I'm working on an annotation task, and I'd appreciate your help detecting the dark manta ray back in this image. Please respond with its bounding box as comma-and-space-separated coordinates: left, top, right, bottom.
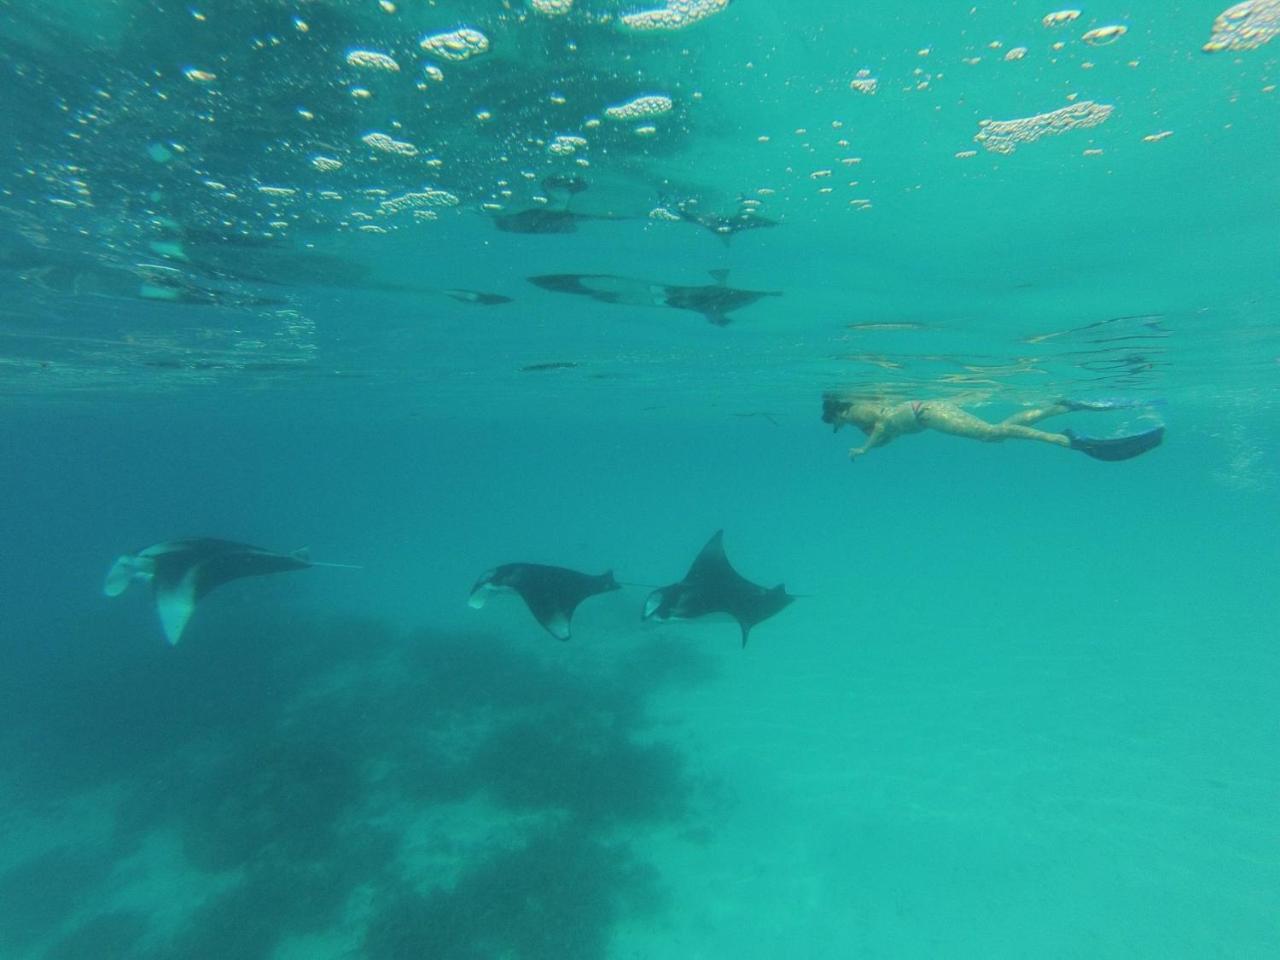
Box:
469, 563, 620, 640
642, 531, 794, 645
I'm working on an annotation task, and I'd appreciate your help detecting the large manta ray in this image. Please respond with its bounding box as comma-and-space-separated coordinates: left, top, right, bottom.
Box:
104, 538, 326, 644
642, 530, 794, 645
469, 563, 620, 641
528, 269, 780, 325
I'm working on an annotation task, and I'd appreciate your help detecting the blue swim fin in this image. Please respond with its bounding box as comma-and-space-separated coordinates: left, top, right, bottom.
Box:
1064, 425, 1165, 462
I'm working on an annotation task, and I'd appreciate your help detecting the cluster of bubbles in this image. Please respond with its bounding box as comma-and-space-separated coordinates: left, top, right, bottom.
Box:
345, 49, 401, 72
548, 134, 590, 156
419, 27, 492, 62
1041, 10, 1081, 28
361, 132, 421, 158
604, 94, 675, 121
377, 188, 461, 215
619, 0, 731, 33
1082, 24, 1128, 46
974, 101, 1114, 155
531, 0, 575, 14
849, 69, 878, 95
1203, 0, 1280, 52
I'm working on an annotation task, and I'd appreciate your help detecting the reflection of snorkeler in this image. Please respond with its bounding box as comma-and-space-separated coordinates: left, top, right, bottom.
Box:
821, 395, 1165, 462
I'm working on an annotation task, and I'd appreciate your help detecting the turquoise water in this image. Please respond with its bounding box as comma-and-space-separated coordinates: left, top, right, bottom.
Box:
2, 2, 1278, 958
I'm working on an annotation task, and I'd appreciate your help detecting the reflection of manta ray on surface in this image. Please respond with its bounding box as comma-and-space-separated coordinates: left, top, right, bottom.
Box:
528, 269, 780, 325
104, 538, 355, 644
674, 201, 779, 245
642, 531, 795, 646
138, 231, 514, 307
469, 563, 620, 641
492, 208, 627, 234
492, 173, 631, 234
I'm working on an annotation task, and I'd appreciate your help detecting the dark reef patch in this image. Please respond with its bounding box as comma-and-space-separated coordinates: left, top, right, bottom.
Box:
0, 610, 396, 802
43, 910, 147, 960
179, 736, 363, 873
6, 612, 719, 960
473, 708, 688, 825
364, 826, 661, 960
0, 845, 114, 955
146, 831, 397, 960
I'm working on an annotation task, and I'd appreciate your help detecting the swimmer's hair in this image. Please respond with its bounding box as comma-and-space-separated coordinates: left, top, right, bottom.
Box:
821, 392, 851, 425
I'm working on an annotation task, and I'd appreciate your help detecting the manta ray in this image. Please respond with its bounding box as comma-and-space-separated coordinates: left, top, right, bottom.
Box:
642, 531, 794, 646
103, 538, 345, 644
469, 563, 620, 641
528, 269, 780, 325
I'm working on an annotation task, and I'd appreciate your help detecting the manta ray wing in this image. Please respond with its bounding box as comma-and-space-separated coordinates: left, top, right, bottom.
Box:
153, 562, 202, 645
733, 584, 795, 647
682, 530, 748, 589
519, 586, 576, 641
661, 283, 780, 325
495, 209, 581, 234
147, 540, 311, 644
528, 273, 661, 308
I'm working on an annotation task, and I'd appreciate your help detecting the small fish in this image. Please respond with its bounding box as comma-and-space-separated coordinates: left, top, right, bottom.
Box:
521, 361, 580, 372
442, 288, 512, 306
846, 322, 927, 332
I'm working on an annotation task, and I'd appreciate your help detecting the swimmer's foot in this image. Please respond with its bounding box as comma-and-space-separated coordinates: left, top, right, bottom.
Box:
1063, 425, 1165, 462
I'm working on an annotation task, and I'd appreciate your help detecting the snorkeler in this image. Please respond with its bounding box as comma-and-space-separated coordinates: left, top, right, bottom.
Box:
821, 395, 1165, 462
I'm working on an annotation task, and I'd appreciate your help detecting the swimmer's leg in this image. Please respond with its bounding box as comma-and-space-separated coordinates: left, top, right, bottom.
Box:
924, 404, 1070, 447
1005, 397, 1149, 426
1000, 402, 1073, 427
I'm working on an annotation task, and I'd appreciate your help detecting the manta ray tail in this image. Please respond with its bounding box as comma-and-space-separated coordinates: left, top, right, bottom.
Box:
288, 547, 363, 570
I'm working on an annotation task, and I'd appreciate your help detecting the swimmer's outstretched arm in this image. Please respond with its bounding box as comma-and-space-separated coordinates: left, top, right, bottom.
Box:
849, 422, 889, 459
